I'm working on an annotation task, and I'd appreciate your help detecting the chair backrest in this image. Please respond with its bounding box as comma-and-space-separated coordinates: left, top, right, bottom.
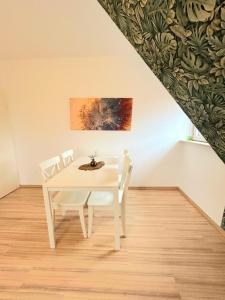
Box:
61, 149, 74, 167
120, 155, 133, 206
39, 155, 61, 182
124, 162, 133, 193
120, 151, 132, 190
119, 150, 130, 189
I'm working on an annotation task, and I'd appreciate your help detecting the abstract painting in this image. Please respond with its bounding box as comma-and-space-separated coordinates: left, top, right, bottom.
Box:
70, 98, 132, 130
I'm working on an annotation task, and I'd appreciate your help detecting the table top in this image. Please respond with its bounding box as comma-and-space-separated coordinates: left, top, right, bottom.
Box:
43, 156, 119, 190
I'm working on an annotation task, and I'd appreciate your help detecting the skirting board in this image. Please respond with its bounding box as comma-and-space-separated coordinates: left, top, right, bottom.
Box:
0, 186, 20, 199
20, 185, 42, 188
178, 188, 225, 239
129, 186, 178, 190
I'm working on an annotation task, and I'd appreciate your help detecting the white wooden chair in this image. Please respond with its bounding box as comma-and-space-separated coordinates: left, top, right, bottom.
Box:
102, 150, 129, 184
87, 153, 132, 239
40, 155, 89, 238
61, 149, 74, 167
40, 155, 61, 181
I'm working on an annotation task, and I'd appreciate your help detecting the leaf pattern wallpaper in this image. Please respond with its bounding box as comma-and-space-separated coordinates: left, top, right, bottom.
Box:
96, 0, 225, 229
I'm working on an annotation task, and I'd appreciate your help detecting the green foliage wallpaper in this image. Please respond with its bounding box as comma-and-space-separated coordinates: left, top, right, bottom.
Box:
222, 210, 225, 229
97, 0, 225, 229
97, 0, 225, 160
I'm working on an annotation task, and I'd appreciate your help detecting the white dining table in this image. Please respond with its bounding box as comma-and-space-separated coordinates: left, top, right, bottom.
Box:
42, 156, 121, 250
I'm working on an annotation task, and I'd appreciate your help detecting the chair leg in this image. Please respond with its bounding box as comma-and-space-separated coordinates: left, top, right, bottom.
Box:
50, 201, 55, 231
121, 203, 126, 238
78, 208, 87, 238
88, 206, 94, 238
52, 209, 55, 230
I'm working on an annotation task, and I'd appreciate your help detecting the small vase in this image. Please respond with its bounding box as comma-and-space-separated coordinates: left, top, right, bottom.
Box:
90, 159, 97, 167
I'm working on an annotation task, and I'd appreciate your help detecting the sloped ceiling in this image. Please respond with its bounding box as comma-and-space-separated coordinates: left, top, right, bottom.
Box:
0, 0, 132, 59
97, 0, 225, 163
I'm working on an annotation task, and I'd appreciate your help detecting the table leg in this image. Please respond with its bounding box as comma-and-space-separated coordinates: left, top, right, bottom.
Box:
113, 189, 120, 251
43, 187, 55, 248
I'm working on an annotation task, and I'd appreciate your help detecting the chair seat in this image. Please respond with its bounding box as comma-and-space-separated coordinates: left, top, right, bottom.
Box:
52, 191, 90, 209
88, 189, 123, 207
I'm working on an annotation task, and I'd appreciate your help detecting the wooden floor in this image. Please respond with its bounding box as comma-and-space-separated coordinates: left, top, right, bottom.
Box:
0, 188, 225, 300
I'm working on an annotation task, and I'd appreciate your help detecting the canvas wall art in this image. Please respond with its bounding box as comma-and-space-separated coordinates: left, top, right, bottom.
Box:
70, 98, 133, 130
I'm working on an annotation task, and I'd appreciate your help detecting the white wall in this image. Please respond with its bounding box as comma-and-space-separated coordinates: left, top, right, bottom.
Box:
0, 55, 189, 185
0, 95, 19, 197
179, 141, 225, 226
